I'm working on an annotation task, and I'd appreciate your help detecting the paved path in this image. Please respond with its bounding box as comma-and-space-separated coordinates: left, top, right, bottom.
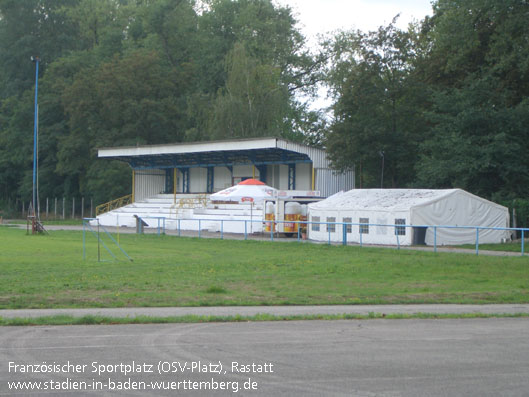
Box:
2, 304, 529, 319
2, 318, 529, 396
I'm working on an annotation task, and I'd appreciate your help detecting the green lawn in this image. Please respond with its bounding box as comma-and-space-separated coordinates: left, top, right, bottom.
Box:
1, 226, 528, 309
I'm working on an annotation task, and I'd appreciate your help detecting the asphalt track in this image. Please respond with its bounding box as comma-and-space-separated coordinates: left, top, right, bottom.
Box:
1, 318, 529, 396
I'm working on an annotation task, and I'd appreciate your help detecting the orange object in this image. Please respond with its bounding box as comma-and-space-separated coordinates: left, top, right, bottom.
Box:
238, 179, 265, 185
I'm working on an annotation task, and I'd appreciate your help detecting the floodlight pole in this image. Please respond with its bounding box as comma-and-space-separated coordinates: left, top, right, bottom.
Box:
379, 150, 385, 189
32, 56, 40, 218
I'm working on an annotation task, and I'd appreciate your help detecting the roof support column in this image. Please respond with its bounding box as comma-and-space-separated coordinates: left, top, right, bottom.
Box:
182, 168, 190, 194
288, 164, 296, 190
207, 167, 214, 193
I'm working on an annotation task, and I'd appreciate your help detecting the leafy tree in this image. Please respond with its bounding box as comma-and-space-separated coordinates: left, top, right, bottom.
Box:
325, 20, 426, 187
416, 0, 529, 199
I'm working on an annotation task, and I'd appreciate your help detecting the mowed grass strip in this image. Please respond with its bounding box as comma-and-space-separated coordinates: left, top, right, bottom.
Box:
1, 227, 528, 309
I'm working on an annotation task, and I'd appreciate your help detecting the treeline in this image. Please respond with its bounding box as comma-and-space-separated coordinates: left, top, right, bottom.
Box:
1, 0, 528, 223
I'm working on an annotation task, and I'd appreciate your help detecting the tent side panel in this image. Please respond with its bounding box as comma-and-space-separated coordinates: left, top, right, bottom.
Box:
308, 209, 412, 245
412, 191, 510, 245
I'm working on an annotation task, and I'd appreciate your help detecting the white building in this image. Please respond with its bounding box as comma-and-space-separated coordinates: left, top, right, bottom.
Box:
308, 189, 510, 246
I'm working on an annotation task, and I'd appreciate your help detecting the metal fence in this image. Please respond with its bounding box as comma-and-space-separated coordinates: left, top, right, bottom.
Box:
15, 197, 94, 219
130, 217, 528, 256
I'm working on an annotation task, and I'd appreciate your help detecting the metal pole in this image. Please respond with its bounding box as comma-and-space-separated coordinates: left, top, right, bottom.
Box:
475, 228, 479, 255
46, 197, 49, 219
81, 197, 84, 219
62, 197, 65, 219
90, 198, 93, 218
32, 57, 39, 218
244, 220, 247, 240
434, 226, 437, 253
221, 220, 224, 240
97, 220, 101, 262
72, 197, 75, 219
198, 219, 201, 238
54, 197, 57, 219
83, 220, 86, 260
522, 230, 525, 256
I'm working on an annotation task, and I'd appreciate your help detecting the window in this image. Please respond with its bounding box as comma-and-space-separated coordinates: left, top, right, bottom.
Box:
343, 217, 352, 233
311, 216, 320, 232
395, 219, 406, 236
359, 218, 369, 234
326, 217, 336, 233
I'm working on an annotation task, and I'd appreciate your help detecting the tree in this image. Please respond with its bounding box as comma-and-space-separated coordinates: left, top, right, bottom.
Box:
325, 20, 426, 187
415, 0, 529, 199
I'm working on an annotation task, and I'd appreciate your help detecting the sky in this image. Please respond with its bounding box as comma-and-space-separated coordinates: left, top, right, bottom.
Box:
273, 0, 434, 45
272, 0, 434, 112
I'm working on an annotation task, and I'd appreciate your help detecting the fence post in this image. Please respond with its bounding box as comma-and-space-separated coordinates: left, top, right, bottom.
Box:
22, 201, 25, 217
198, 219, 201, 238
62, 197, 65, 219
434, 226, 437, 253
46, 197, 49, 219
72, 197, 75, 219
342, 222, 346, 246
221, 220, 224, 240
81, 197, 84, 219
244, 220, 247, 240
475, 228, 479, 255
54, 197, 57, 219
178, 219, 181, 237
522, 230, 525, 256
360, 229, 363, 247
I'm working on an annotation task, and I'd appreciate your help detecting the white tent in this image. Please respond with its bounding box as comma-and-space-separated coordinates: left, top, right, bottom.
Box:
307, 189, 510, 246
210, 179, 277, 204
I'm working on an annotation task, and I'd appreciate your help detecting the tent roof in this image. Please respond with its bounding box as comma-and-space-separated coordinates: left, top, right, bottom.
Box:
238, 178, 265, 185
210, 183, 277, 203
308, 189, 463, 212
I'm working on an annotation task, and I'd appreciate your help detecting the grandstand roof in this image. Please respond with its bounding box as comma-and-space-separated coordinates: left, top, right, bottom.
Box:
98, 138, 329, 169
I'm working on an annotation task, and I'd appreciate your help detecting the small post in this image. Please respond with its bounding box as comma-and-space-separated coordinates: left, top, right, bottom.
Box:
244, 220, 247, 240
475, 228, 479, 255
81, 197, 84, 219
221, 220, 224, 240
90, 198, 93, 218
396, 227, 400, 250
434, 226, 437, 253
342, 222, 346, 246
82, 219, 86, 260
360, 229, 363, 247
522, 230, 525, 256
62, 197, 65, 219
46, 197, 49, 219
22, 201, 25, 217
72, 197, 75, 219
97, 219, 101, 262
198, 219, 201, 238
54, 197, 57, 219
178, 219, 181, 237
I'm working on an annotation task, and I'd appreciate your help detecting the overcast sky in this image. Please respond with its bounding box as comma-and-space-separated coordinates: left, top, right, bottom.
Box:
272, 0, 434, 112
274, 0, 434, 45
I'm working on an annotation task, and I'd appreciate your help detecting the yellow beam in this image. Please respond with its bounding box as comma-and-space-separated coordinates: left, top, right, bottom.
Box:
132, 169, 135, 202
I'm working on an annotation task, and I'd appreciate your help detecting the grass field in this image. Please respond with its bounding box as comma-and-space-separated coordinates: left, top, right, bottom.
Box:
1, 226, 528, 309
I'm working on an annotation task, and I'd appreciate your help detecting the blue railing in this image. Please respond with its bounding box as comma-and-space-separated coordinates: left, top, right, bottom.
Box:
128, 217, 528, 257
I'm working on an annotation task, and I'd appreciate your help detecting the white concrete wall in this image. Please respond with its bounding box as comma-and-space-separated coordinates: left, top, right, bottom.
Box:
296, 163, 312, 190
190, 168, 207, 193
213, 166, 232, 192
135, 169, 165, 201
